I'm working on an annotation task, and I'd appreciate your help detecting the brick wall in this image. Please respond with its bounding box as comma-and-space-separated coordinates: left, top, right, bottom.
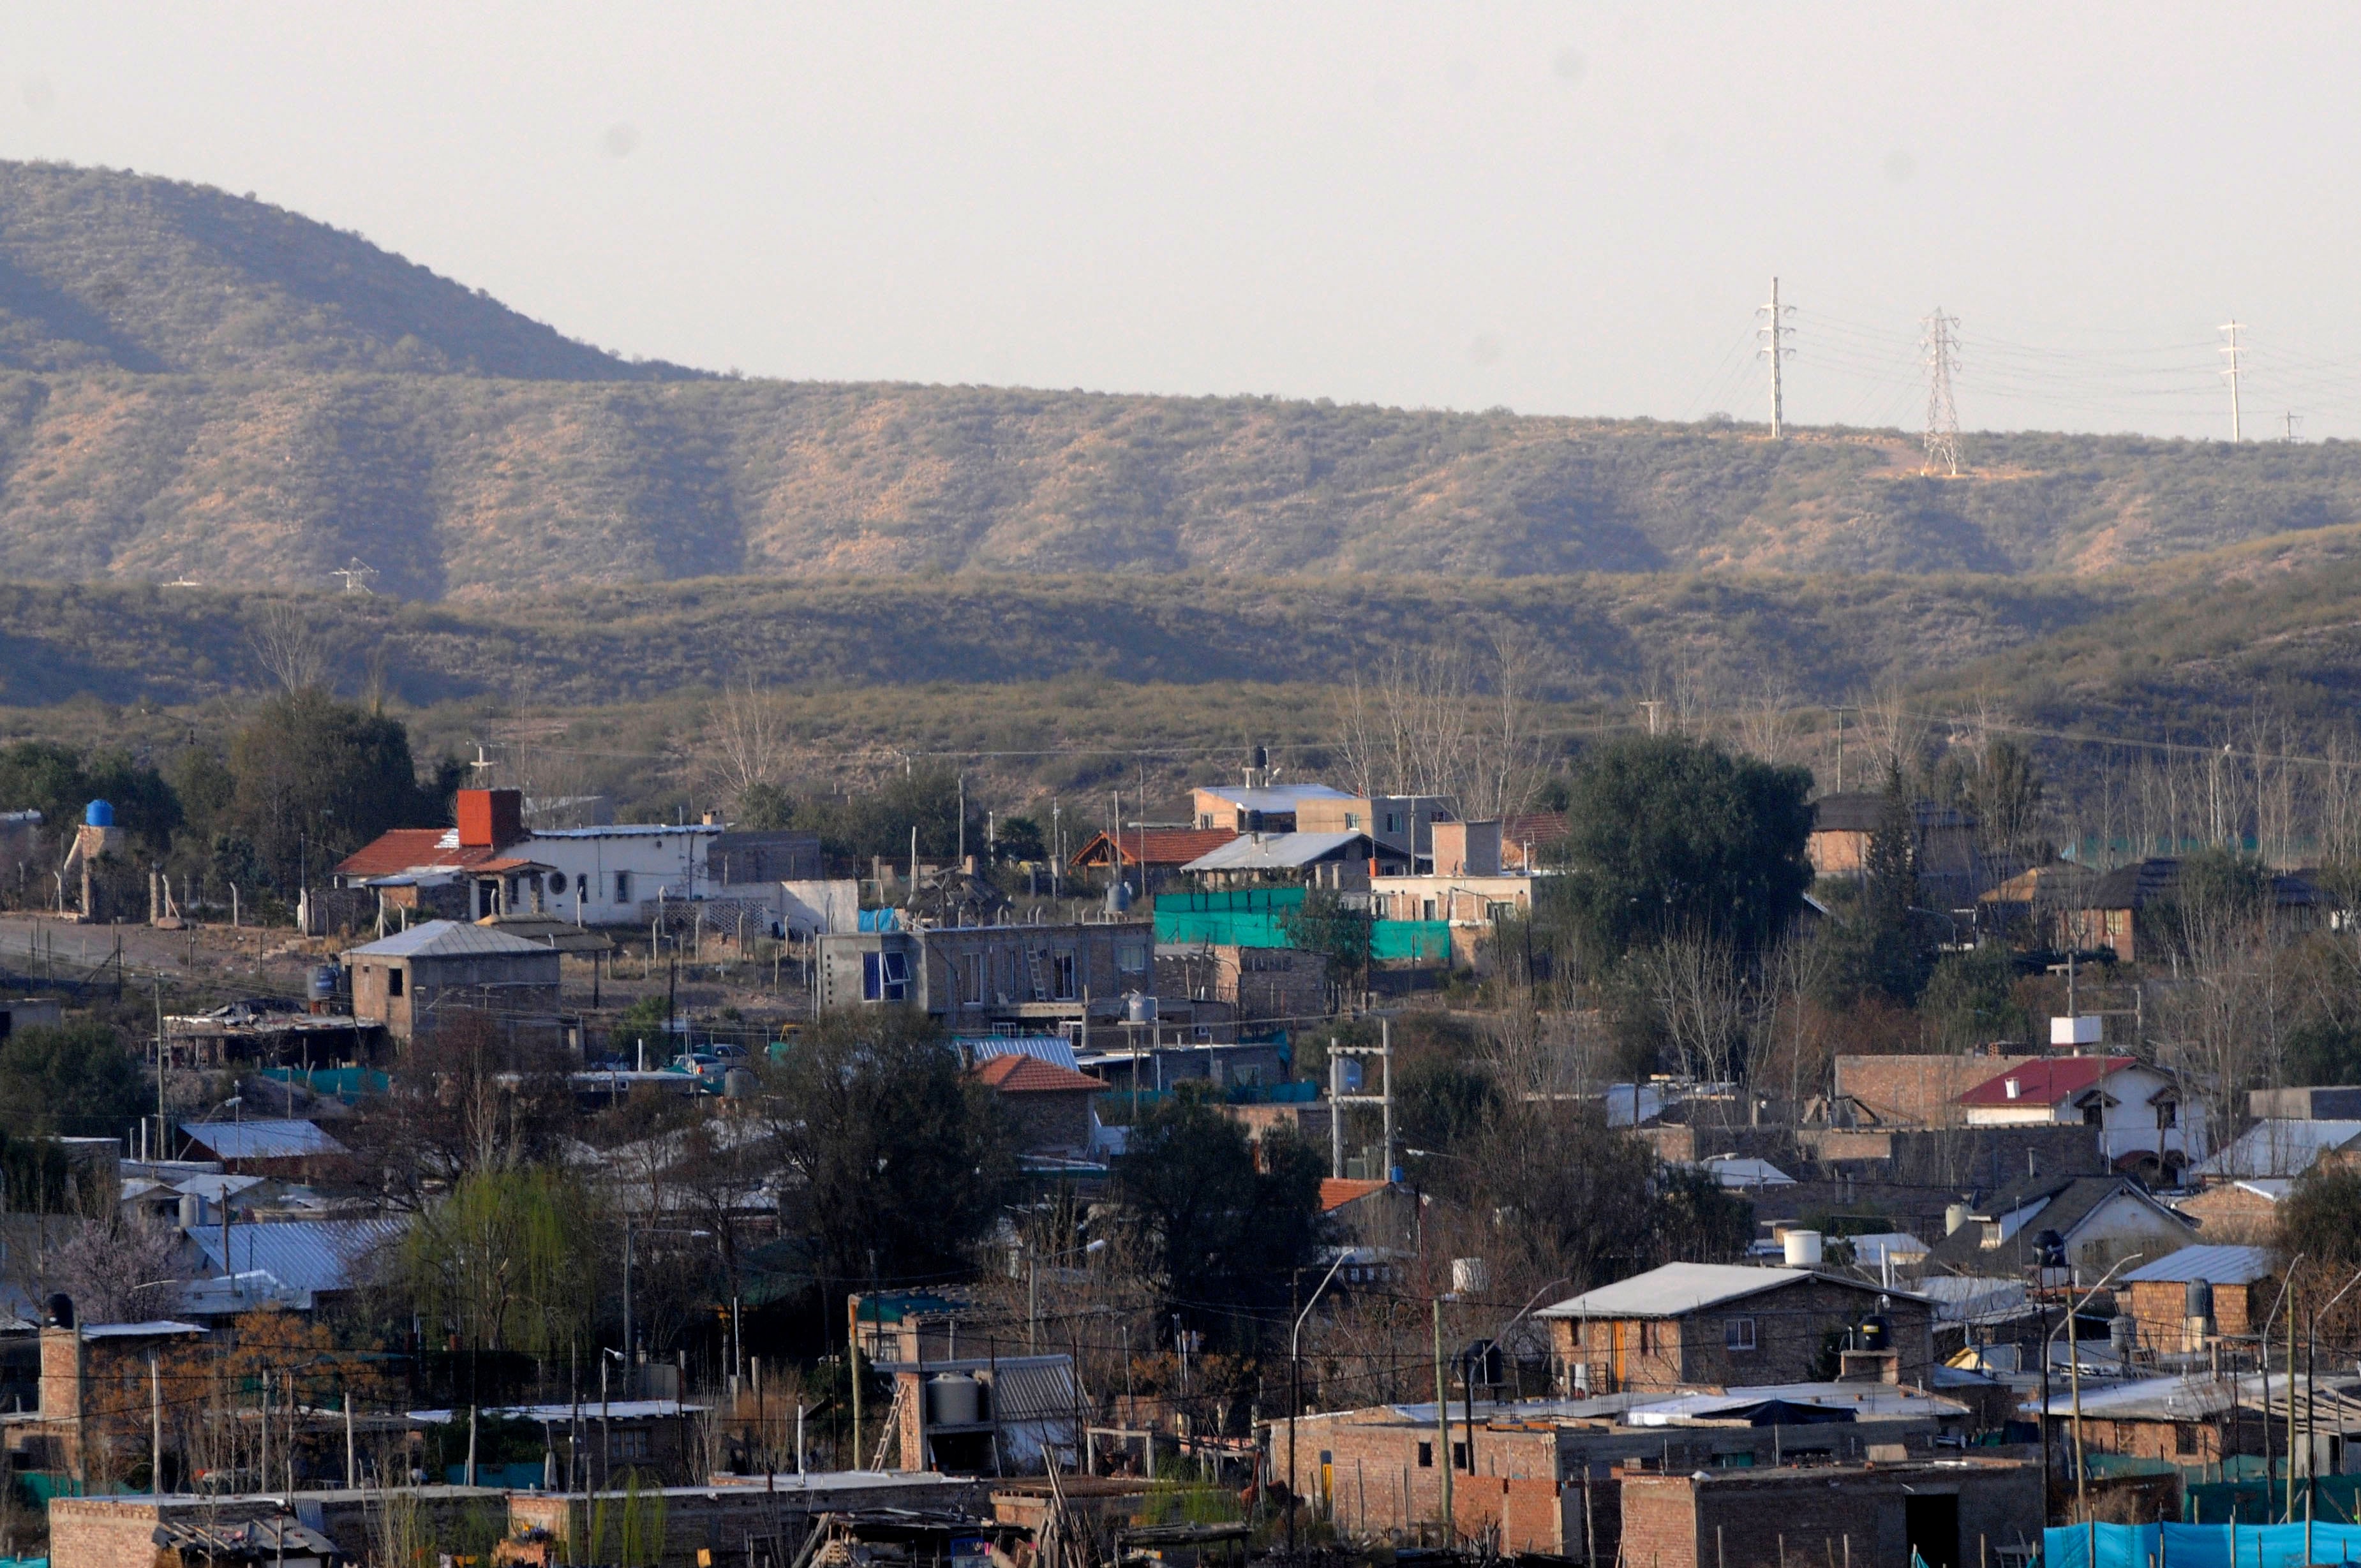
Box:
995, 1088, 1096, 1155
1835, 1055, 2037, 1128
1619, 1460, 2042, 1568
1549, 1278, 1934, 1393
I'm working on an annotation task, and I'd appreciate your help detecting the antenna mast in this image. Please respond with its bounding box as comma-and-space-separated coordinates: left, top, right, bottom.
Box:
1757, 277, 1794, 438
1921, 307, 1962, 477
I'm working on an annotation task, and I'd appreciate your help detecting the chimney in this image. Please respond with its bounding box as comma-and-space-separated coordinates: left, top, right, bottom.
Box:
456, 788, 524, 849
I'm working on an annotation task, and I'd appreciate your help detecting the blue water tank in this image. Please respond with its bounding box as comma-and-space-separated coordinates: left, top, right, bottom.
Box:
83, 800, 114, 827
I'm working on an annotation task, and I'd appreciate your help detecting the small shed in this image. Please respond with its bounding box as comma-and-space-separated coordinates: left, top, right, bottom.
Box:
2118, 1243, 2275, 1354
343, 920, 561, 1042
177, 1120, 346, 1179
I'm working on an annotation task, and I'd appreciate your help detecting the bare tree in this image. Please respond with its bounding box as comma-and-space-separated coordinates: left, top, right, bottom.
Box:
248, 601, 329, 693
1334, 637, 1544, 819
693, 677, 791, 808
1641, 929, 1765, 1091
48, 1215, 186, 1324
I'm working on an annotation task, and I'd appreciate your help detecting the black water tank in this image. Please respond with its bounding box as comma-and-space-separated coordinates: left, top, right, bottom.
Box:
2187, 1279, 2214, 1322
1859, 1314, 1891, 1351
1246, 809, 1266, 833
45, 1294, 73, 1329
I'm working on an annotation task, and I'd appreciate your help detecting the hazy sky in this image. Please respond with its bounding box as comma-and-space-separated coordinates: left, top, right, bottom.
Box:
10, 4, 2361, 438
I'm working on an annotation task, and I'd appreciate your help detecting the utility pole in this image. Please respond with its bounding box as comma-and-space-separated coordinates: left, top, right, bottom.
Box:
2285, 411, 2304, 443
2221, 320, 2245, 443
1921, 307, 1962, 477
1759, 277, 1794, 438
1829, 706, 1857, 792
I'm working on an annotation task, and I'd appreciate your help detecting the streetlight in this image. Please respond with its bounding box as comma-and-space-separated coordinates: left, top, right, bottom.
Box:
1286, 1251, 1350, 1553
2042, 1252, 2143, 1519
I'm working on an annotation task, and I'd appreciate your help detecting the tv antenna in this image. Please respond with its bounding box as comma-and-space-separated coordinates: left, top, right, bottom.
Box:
330, 558, 378, 595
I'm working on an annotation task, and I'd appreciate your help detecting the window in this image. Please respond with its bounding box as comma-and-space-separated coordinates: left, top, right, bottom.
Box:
614, 870, 632, 903
575, 874, 588, 901
387, 967, 405, 998
1422, 898, 1438, 921
1385, 812, 1403, 834
1637, 1321, 1653, 1354
1199, 813, 1214, 829
1417, 1442, 1433, 1469
612, 1429, 650, 1461
1052, 952, 1078, 1001
2175, 1422, 2200, 1456
1724, 1317, 1756, 1352
1344, 812, 1360, 830
1117, 942, 1148, 974
2082, 1099, 2104, 1127
861, 951, 910, 1003
963, 953, 983, 1005
1452, 1442, 1468, 1471
2159, 1100, 2179, 1130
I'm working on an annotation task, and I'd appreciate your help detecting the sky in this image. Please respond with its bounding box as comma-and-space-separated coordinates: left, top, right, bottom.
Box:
9, 4, 2361, 439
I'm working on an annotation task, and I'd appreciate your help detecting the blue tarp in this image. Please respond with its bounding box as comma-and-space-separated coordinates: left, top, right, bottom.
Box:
857, 908, 900, 933
2044, 1520, 2361, 1568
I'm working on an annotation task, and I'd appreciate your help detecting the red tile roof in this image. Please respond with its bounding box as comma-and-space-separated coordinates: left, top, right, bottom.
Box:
971, 1054, 1106, 1095
334, 829, 485, 878
1956, 1055, 2138, 1107
1319, 1178, 1390, 1212
1067, 828, 1240, 871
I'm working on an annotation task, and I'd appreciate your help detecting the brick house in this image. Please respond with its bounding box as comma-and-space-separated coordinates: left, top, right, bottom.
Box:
1616, 1456, 2041, 1568
2116, 1244, 2274, 1355
2170, 1178, 2285, 1243
1154, 942, 1327, 1028
1833, 1052, 2038, 1128
343, 920, 561, 1043
1537, 1264, 1934, 1395
1955, 1054, 2206, 1181
816, 921, 1154, 1040
970, 1053, 1106, 1158
1917, 1173, 2198, 1285
2037, 1372, 2361, 1473
1269, 1382, 1975, 1558
1, 1320, 207, 1486
2068, 858, 2323, 964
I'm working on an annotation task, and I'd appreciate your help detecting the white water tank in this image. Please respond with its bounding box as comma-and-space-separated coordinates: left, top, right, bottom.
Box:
179, 1192, 202, 1231
1783, 1229, 1824, 1266
1450, 1257, 1490, 1295
927, 1372, 983, 1426
1945, 1202, 1971, 1236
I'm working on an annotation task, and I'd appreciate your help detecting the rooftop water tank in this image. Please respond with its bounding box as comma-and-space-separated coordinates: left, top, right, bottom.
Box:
1783, 1229, 1824, 1267
2109, 1315, 2138, 1355
1126, 991, 1158, 1025
308, 965, 340, 1002
927, 1372, 983, 1427
84, 801, 114, 827
1944, 1202, 1970, 1236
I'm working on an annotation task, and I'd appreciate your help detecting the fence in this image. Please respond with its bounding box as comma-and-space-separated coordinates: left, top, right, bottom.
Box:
2045, 1519, 2361, 1568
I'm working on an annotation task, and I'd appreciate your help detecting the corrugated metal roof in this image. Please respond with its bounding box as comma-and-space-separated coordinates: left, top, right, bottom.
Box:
2194, 1119, 2361, 1178
2119, 1244, 2275, 1285
530, 824, 720, 839
180, 1120, 346, 1160
1625, 1380, 1963, 1424
960, 1036, 1080, 1070
1181, 831, 1370, 872
1538, 1262, 1925, 1319
188, 1217, 401, 1304
344, 919, 556, 959
1956, 1056, 2138, 1106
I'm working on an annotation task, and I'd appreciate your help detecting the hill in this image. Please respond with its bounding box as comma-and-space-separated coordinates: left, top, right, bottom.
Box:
4, 165, 2361, 593
0, 162, 687, 380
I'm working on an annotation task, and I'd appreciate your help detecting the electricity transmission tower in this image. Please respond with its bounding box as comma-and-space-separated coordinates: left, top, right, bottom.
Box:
330, 558, 378, 595
2219, 320, 2244, 442
1757, 277, 1794, 438
1920, 307, 1962, 477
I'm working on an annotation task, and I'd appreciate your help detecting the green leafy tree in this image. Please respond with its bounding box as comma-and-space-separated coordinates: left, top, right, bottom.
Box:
991, 815, 1046, 864
2283, 1163, 2361, 1275
403, 1166, 602, 1355
1551, 734, 1814, 959
220, 689, 442, 893
786, 767, 972, 862
735, 782, 794, 831
1921, 945, 2029, 1049
760, 1008, 1015, 1305
0, 1021, 148, 1139
1110, 1088, 1325, 1340
1823, 763, 1934, 1005
1283, 890, 1374, 995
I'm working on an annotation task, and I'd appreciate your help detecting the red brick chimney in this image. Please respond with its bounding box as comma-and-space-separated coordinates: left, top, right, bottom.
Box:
456, 788, 524, 849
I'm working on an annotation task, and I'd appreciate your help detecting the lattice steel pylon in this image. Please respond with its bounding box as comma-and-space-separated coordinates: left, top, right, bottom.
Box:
1921, 307, 1962, 477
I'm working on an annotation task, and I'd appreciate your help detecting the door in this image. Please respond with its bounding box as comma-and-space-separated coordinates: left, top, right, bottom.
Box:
1905, 1492, 1959, 1568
